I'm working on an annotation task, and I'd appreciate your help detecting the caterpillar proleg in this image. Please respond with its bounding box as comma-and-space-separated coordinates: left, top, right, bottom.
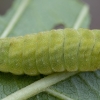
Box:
0, 28, 100, 76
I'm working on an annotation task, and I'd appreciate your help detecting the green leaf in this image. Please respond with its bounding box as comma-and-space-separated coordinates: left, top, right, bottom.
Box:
0, 0, 99, 100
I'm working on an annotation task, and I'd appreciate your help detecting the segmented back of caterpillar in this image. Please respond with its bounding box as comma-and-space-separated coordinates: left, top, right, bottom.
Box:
0, 28, 100, 76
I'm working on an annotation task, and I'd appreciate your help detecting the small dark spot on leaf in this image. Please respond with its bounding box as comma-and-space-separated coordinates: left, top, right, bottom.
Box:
40, 74, 45, 78
0, 0, 13, 15
53, 24, 65, 29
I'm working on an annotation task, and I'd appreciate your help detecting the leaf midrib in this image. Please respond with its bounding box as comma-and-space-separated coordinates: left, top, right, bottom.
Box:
0, 0, 30, 38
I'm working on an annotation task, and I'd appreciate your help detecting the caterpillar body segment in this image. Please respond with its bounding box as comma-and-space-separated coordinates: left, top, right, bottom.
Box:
64, 29, 80, 71
49, 30, 65, 72
0, 28, 100, 76
9, 37, 24, 75
36, 32, 53, 75
91, 30, 100, 70
22, 34, 39, 76
78, 29, 95, 71
0, 38, 10, 72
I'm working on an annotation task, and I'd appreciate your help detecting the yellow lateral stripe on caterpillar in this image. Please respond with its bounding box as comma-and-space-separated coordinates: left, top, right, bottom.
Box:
0, 28, 100, 76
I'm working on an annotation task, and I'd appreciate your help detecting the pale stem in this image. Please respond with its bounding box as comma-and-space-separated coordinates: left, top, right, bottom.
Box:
73, 4, 89, 29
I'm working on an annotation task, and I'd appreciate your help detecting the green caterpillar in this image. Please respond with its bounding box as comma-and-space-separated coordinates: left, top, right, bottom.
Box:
0, 28, 100, 76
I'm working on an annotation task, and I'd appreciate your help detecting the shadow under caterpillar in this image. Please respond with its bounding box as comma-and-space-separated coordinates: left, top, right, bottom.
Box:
0, 28, 100, 76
